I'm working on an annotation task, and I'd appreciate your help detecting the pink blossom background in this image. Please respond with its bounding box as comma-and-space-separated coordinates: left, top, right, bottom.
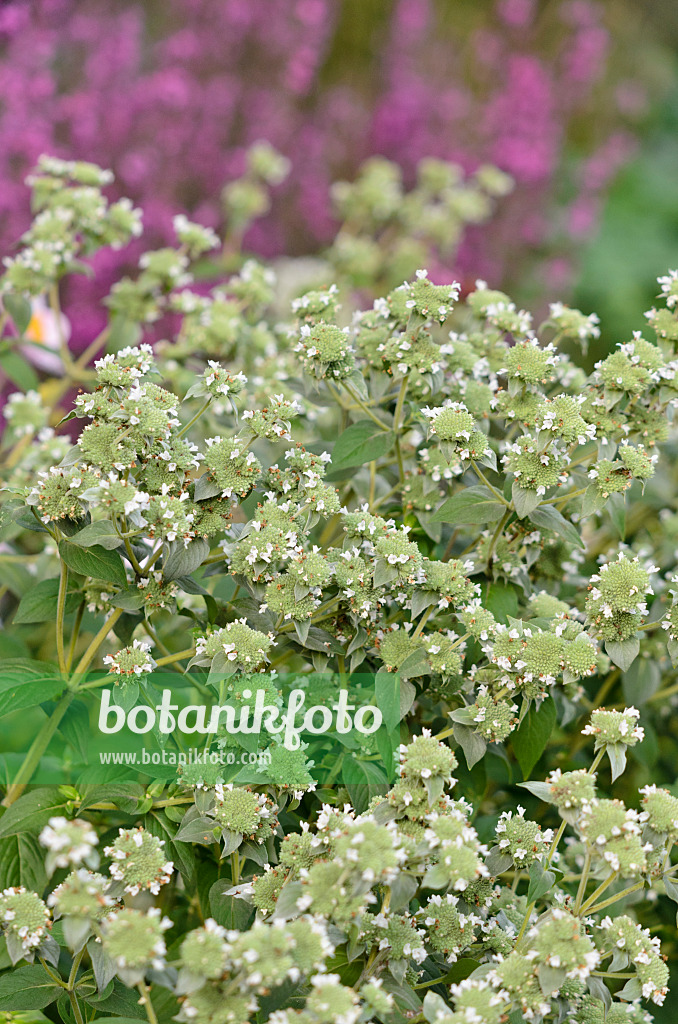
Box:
0, 0, 644, 345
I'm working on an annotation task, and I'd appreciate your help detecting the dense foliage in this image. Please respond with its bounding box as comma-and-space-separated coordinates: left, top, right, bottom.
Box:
0, 156, 678, 1023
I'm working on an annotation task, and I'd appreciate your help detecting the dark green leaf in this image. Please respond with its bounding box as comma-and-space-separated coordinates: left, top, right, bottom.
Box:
512, 697, 557, 779
528, 505, 585, 550
0, 833, 47, 891
209, 879, 256, 930
68, 521, 122, 550
13, 578, 80, 625
430, 486, 505, 524
58, 541, 127, 586
0, 788, 68, 839
78, 783, 144, 814
511, 483, 541, 519
163, 538, 210, 580
330, 420, 395, 471
526, 860, 556, 903
0, 659, 64, 716
376, 672, 415, 732
0, 965, 61, 1010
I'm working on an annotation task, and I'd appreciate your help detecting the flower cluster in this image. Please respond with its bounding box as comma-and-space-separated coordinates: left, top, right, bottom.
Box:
1, 157, 678, 1022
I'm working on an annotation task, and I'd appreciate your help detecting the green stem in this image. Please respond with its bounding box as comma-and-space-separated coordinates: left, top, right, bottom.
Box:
73, 326, 110, 370
341, 381, 391, 432
485, 508, 511, 570
66, 601, 86, 672
393, 375, 409, 432
3, 691, 75, 805
68, 945, 86, 990
177, 400, 211, 439
155, 648, 196, 667
72, 607, 124, 679
123, 533, 144, 575
579, 870, 620, 916
471, 460, 511, 507
573, 850, 592, 914
39, 958, 67, 987
68, 991, 85, 1024
137, 980, 159, 1024
411, 607, 433, 640
585, 880, 645, 915
56, 558, 69, 673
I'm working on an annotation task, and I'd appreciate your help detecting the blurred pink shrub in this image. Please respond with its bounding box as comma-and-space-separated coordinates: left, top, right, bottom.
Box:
0, 0, 639, 345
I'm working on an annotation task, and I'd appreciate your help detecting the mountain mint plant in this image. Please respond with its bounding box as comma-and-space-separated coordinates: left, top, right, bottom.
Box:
0, 154, 677, 1022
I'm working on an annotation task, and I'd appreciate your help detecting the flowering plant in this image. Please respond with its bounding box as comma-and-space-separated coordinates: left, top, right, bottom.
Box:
0, 157, 677, 1022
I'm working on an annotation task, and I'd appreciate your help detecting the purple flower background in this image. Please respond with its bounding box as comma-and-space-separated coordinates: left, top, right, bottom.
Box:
0, 0, 642, 345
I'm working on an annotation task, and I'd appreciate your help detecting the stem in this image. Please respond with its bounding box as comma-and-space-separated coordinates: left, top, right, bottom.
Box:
341, 381, 391, 432
49, 282, 73, 368
485, 509, 511, 570
579, 870, 620, 916
74, 326, 110, 370
68, 946, 86, 990
72, 607, 124, 679
231, 849, 241, 884
177, 400, 211, 439
123, 534, 144, 575
573, 850, 592, 914
585, 880, 645, 915
515, 818, 567, 946
393, 375, 408, 432
155, 648, 196, 667
3, 691, 75, 805
471, 460, 511, 507
411, 607, 433, 640
39, 958, 67, 987
66, 601, 86, 672
56, 558, 69, 673
137, 980, 159, 1024
68, 991, 85, 1024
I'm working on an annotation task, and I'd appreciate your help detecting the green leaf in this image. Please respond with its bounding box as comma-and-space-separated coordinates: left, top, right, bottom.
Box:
330, 420, 395, 471
0, 659, 64, 717
209, 879, 256, 930
453, 722, 486, 770
174, 814, 221, 845
3, 292, 33, 334
608, 491, 626, 540
375, 672, 415, 732
163, 538, 210, 580
526, 860, 556, 903
511, 483, 541, 519
0, 834, 47, 891
605, 636, 640, 672
13, 578, 79, 624
430, 485, 505, 524
58, 540, 127, 586
109, 587, 145, 611
68, 521, 122, 550
511, 697, 557, 779
0, 788, 68, 840
0, 350, 39, 391
485, 583, 519, 624
528, 505, 585, 550
78, 783, 144, 814
622, 657, 660, 705
0, 966, 61, 1011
